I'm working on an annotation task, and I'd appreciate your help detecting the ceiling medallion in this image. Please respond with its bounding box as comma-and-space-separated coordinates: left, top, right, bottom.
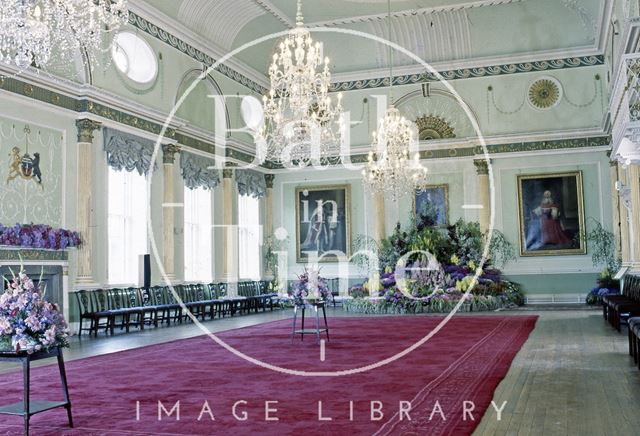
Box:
528, 77, 562, 110
415, 115, 456, 140
257, 0, 344, 166
0, 0, 129, 71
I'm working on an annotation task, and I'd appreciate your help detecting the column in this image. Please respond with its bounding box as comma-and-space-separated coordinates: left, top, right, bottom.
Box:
629, 165, 640, 264
74, 119, 101, 287
619, 163, 631, 264
609, 157, 622, 262
374, 192, 386, 243
473, 159, 491, 232
162, 144, 180, 282
264, 174, 275, 237
222, 168, 238, 294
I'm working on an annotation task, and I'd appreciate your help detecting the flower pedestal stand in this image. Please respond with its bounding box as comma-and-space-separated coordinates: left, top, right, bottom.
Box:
0, 347, 73, 436
290, 300, 330, 344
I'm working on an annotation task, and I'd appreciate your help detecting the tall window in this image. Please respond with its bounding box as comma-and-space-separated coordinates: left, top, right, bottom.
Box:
108, 167, 148, 284
238, 194, 261, 279
184, 187, 212, 282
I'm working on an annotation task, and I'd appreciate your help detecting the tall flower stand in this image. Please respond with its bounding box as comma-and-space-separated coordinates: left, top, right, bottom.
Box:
0, 347, 73, 436
291, 300, 330, 344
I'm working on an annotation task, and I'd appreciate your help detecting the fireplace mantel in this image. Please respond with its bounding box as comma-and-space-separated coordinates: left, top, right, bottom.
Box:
0, 247, 71, 262
0, 247, 71, 321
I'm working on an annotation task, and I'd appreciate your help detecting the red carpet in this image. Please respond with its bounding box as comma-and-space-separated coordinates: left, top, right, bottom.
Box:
0, 315, 536, 435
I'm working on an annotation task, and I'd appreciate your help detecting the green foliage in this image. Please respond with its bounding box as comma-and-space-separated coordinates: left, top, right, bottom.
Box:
264, 235, 288, 284
585, 219, 620, 272
448, 219, 483, 265
352, 234, 380, 274
488, 229, 516, 268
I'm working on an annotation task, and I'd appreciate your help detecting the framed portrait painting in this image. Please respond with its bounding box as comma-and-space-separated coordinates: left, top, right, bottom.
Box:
295, 185, 351, 263
516, 171, 586, 256
413, 184, 449, 226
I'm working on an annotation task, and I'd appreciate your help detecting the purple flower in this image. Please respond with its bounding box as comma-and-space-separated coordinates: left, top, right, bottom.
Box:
0, 224, 81, 250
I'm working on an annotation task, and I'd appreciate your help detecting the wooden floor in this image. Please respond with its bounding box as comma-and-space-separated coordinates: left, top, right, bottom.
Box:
2, 308, 639, 434
474, 309, 640, 436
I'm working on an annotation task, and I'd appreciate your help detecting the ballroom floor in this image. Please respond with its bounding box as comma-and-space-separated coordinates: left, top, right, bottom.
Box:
1, 308, 638, 435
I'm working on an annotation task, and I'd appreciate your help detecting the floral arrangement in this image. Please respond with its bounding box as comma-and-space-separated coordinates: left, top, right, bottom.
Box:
290, 269, 331, 306
586, 269, 620, 305
346, 215, 523, 314
0, 224, 81, 250
0, 270, 70, 353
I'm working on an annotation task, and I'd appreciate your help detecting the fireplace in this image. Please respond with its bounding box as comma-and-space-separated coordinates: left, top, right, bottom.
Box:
0, 248, 70, 320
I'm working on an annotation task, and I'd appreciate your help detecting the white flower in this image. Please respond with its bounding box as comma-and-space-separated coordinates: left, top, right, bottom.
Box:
0, 317, 12, 335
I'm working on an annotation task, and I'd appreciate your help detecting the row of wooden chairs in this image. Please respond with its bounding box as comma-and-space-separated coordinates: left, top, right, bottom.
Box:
603, 274, 640, 332
74, 281, 278, 337
601, 274, 640, 368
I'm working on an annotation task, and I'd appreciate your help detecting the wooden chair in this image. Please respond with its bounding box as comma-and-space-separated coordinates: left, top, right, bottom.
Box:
74, 290, 98, 337
90, 289, 117, 336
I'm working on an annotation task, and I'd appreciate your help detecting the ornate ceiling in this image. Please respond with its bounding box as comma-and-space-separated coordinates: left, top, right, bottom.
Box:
139, 0, 607, 80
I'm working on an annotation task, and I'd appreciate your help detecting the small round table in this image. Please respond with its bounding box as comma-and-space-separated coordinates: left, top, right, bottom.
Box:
291, 300, 330, 344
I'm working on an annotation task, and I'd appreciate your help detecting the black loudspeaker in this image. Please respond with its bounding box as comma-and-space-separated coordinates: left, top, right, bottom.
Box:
139, 254, 151, 290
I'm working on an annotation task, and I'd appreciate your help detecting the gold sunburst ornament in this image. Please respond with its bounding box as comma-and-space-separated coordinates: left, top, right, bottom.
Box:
415, 115, 456, 140
528, 77, 562, 109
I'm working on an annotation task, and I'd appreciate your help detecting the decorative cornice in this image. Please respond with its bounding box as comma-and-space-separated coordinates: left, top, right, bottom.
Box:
330, 55, 605, 92
266, 135, 611, 169
76, 119, 102, 143
0, 74, 262, 166
265, 173, 275, 189
127, 11, 267, 95
162, 144, 181, 164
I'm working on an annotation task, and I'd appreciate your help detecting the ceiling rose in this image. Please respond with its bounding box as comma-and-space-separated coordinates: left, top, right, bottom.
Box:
528, 77, 562, 110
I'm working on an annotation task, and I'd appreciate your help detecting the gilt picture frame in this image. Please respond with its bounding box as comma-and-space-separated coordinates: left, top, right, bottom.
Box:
413, 184, 449, 226
516, 171, 586, 257
295, 185, 351, 263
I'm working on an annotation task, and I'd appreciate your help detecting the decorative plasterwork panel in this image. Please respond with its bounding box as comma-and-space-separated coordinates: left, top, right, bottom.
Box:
178, 0, 266, 51
368, 10, 471, 67
307, 0, 523, 27
0, 119, 63, 226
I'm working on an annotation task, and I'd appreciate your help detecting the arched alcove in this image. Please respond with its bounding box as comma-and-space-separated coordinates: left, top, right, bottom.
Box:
174, 69, 231, 134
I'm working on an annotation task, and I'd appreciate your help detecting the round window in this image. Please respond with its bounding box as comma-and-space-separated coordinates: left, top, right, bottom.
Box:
111, 32, 158, 84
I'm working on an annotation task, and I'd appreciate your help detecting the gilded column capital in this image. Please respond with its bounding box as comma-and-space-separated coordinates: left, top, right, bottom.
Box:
222, 168, 235, 179
265, 174, 275, 189
473, 159, 490, 175
162, 144, 181, 164
76, 119, 101, 143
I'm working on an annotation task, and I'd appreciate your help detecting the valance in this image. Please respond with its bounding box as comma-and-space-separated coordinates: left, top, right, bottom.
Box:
236, 169, 266, 198
180, 151, 220, 190
103, 128, 156, 175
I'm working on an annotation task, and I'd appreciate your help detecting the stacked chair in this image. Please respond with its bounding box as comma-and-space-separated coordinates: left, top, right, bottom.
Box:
74, 281, 279, 337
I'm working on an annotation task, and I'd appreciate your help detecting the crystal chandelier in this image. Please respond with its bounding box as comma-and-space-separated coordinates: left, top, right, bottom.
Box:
362, 107, 428, 201
0, 0, 128, 70
257, 0, 344, 166
361, 0, 428, 201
